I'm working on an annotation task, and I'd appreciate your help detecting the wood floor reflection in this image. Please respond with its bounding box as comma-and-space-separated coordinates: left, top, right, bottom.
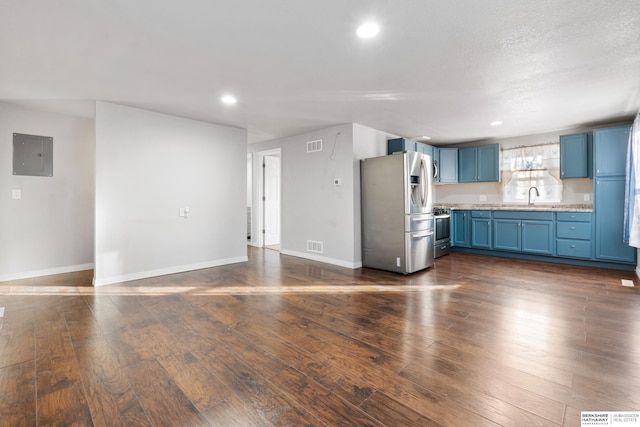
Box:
1, 247, 639, 426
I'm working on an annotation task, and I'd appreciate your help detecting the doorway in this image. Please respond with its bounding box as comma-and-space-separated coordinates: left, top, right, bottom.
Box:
257, 148, 281, 250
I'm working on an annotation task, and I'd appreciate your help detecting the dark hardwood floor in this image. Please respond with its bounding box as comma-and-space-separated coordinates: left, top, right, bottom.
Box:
1, 247, 639, 426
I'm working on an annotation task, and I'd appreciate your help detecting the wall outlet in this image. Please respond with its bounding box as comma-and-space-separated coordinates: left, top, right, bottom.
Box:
584, 194, 591, 202
479, 194, 487, 201
11, 189, 21, 200
179, 207, 190, 218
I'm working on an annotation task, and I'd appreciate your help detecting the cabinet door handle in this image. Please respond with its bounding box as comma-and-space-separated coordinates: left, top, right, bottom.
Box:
570, 226, 576, 230
570, 245, 576, 248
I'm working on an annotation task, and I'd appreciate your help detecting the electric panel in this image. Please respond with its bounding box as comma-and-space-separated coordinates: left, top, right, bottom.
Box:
13, 133, 53, 177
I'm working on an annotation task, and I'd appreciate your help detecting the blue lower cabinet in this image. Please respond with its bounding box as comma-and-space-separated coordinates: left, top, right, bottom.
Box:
471, 218, 492, 249
452, 210, 470, 247
557, 239, 592, 258
493, 214, 554, 255
556, 222, 591, 239
493, 219, 520, 251
595, 177, 636, 263
471, 211, 492, 249
555, 212, 593, 259
521, 221, 554, 255
452, 208, 633, 268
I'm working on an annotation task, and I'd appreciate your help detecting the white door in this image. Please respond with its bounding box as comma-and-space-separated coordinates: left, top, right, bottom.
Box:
263, 155, 280, 246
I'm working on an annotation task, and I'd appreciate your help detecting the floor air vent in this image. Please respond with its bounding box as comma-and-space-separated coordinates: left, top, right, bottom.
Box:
307, 240, 324, 253
306, 139, 323, 153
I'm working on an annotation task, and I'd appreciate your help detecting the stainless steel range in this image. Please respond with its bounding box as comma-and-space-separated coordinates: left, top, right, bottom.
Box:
433, 207, 451, 258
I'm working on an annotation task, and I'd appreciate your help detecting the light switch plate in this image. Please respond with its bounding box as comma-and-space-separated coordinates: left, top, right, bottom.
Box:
584, 194, 591, 202
479, 194, 487, 201
12, 189, 21, 199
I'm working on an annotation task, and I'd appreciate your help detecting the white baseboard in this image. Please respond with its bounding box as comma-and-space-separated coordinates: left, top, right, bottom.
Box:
0, 263, 95, 283
93, 256, 248, 287
635, 265, 640, 281
280, 249, 362, 269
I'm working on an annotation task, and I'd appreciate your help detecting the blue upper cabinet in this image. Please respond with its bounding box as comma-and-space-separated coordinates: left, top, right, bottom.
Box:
458, 144, 500, 183
387, 137, 417, 155
437, 148, 458, 183
458, 148, 476, 182
387, 138, 434, 158
418, 142, 433, 158
594, 126, 631, 177
560, 132, 592, 179
477, 144, 500, 182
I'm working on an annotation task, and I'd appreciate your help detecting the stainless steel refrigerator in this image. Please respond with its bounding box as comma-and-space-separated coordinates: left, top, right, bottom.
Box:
361, 151, 434, 274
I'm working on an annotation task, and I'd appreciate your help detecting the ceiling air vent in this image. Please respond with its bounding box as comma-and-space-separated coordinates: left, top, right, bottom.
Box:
307, 240, 324, 254
306, 139, 323, 153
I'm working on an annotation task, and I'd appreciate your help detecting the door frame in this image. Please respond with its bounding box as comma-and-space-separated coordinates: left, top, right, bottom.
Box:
256, 148, 281, 248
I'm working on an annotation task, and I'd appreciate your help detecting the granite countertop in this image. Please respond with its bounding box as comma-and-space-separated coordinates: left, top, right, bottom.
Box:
443, 203, 593, 212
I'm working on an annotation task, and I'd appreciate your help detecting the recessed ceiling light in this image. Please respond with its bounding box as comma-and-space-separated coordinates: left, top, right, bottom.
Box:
221, 95, 237, 105
421, 135, 432, 140
490, 120, 503, 126
357, 22, 379, 38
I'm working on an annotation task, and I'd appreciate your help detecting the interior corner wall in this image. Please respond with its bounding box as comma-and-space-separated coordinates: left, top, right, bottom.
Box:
94, 102, 247, 286
248, 123, 392, 269
248, 124, 358, 267
0, 102, 95, 281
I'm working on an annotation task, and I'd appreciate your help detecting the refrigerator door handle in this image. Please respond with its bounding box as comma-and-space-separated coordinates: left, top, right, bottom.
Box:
411, 231, 433, 239
420, 159, 427, 208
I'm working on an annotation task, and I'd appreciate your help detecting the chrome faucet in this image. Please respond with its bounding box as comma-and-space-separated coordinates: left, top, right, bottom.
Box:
528, 186, 540, 205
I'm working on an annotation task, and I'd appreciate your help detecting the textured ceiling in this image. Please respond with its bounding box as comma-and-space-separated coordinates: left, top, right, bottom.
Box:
1, 0, 639, 144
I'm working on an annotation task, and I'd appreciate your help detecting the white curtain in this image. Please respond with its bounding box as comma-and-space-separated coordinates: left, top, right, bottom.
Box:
624, 112, 640, 247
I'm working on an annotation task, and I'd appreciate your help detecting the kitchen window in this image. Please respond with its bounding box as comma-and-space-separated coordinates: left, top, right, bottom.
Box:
501, 143, 562, 204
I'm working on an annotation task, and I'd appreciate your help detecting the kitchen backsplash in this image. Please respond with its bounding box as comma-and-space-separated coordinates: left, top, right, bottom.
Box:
433, 178, 593, 206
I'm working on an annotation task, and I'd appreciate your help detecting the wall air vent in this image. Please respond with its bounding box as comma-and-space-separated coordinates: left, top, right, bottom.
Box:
306, 139, 323, 153
307, 240, 324, 254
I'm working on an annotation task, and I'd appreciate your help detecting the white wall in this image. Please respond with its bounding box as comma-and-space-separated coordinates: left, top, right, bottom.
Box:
94, 102, 247, 286
0, 102, 95, 281
248, 123, 390, 268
